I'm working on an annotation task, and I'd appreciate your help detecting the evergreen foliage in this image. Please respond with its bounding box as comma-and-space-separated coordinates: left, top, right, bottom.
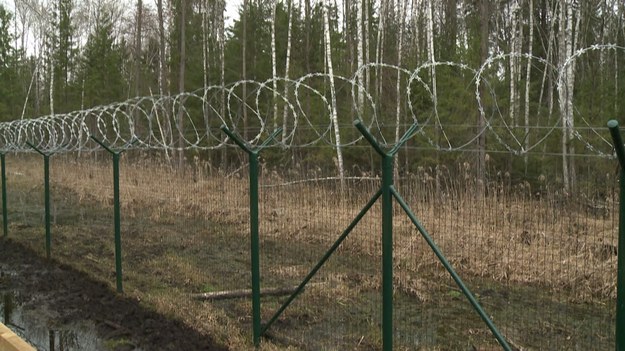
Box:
0, 0, 624, 186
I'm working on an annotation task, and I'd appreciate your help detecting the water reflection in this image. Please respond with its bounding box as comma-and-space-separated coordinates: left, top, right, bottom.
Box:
1, 291, 106, 351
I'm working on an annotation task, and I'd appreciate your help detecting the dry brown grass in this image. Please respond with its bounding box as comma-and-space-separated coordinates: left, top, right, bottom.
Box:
4, 152, 618, 349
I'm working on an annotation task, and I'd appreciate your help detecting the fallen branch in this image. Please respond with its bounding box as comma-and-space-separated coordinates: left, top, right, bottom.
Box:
192, 286, 301, 301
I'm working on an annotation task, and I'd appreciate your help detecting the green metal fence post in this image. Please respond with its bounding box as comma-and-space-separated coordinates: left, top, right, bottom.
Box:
248, 150, 262, 347
112, 152, 122, 293
354, 120, 416, 351
26, 142, 52, 260
90, 136, 125, 294
607, 120, 625, 351
1, 153, 7, 238
220, 125, 281, 348
44, 154, 50, 259
381, 154, 393, 351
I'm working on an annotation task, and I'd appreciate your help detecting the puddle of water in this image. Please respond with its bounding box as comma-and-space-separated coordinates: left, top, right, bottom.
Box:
1, 290, 113, 351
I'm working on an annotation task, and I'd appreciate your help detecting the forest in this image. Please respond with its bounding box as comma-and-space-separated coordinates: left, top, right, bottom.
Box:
0, 0, 624, 190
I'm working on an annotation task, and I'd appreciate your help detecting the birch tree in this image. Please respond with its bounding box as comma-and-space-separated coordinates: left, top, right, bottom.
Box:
393, 0, 408, 178
523, 0, 533, 170
134, 0, 142, 98
201, 0, 208, 91
48, 2, 56, 115
323, 0, 345, 183
177, 0, 186, 169
282, 0, 293, 140
157, 0, 167, 96
509, 0, 520, 126
538, 0, 558, 157
356, 0, 364, 111
375, 0, 387, 102
476, 0, 490, 195
217, 0, 225, 119
363, 0, 369, 100
242, 0, 248, 139
558, 0, 580, 191
271, 0, 278, 128
425, 0, 439, 146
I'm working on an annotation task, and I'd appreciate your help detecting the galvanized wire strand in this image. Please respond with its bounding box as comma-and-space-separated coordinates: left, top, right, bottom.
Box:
0, 44, 622, 156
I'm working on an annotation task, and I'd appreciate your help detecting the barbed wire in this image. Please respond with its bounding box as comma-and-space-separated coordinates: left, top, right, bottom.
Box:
0, 44, 623, 157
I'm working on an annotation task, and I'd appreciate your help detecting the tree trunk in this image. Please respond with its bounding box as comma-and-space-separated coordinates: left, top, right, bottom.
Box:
242, 0, 248, 140
356, 0, 364, 111
393, 0, 407, 179
426, 0, 440, 147
156, 0, 171, 164
476, 0, 490, 196
364, 0, 370, 104
344, 0, 353, 76
375, 0, 386, 104
615, 0, 622, 114
509, 0, 519, 127
559, 0, 578, 192
219, 0, 225, 119
323, 0, 345, 185
305, 0, 310, 75
178, 0, 187, 170
157, 0, 167, 97
567, 3, 581, 190
559, 0, 568, 192
524, 0, 534, 172
49, 41, 55, 115
539, 0, 558, 159
135, 0, 142, 98
282, 0, 293, 141
443, 0, 457, 60
271, 0, 278, 128
192, 286, 301, 300
202, 0, 209, 90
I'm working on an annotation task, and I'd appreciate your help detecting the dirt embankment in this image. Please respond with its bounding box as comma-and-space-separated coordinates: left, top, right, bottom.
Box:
0, 239, 229, 351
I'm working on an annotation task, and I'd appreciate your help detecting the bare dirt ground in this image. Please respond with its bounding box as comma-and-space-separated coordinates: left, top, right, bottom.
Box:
0, 238, 229, 351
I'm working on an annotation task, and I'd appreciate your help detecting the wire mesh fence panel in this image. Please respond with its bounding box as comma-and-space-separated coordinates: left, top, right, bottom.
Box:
7, 154, 51, 255
256, 146, 383, 349
0, 128, 620, 350
393, 152, 617, 350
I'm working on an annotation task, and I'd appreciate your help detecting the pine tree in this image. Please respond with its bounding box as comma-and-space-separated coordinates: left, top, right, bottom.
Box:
0, 5, 23, 120
77, 9, 125, 108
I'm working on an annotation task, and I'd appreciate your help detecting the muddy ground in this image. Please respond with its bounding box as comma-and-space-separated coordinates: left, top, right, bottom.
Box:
0, 238, 229, 351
